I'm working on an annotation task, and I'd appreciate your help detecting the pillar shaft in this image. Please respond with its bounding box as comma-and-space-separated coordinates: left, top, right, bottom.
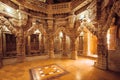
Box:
95, 33, 108, 70
48, 35, 55, 58
47, 14, 55, 58
70, 37, 78, 60
41, 35, 44, 53
62, 33, 67, 56
16, 29, 26, 62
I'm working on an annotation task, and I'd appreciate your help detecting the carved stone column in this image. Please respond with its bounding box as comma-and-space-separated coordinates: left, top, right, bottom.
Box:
95, 32, 108, 70
41, 35, 44, 53
16, 28, 26, 62
47, 14, 55, 58
79, 36, 83, 55
70, 36, 78, 60
68, 12, 76, 28
62, 33, 67, 56
27, 36, 31, 55
47, 34, 55, 58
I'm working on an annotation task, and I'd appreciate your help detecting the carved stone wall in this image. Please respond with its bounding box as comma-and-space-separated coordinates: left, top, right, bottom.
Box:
108, 39, 120, 72
1, 0, 120, 72
94, 0, 120, 71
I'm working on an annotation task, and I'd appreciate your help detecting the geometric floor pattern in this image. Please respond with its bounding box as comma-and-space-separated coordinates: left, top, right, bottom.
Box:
30, 64, 68, 80
0, 56, 120, 80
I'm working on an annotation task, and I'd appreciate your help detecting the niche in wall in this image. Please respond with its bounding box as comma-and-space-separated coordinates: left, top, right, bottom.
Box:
4, 33, 17, 57
30, 34, 39, 50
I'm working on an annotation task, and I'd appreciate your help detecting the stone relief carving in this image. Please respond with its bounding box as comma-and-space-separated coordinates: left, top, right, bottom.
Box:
0, 16, 17, 35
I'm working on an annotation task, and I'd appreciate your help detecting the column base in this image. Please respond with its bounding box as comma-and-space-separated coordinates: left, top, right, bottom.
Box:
71, 51, 78, 60
17, 54, 26, 63
49, 51, 55, 58
94, 54, 107, 70
62, 52, 68, 57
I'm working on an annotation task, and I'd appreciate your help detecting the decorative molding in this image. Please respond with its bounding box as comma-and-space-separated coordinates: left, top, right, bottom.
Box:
0, 16, 17, 35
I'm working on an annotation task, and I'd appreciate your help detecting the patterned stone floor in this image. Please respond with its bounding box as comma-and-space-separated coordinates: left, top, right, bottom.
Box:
30, 64, 68, 80
0, 56, 120, 80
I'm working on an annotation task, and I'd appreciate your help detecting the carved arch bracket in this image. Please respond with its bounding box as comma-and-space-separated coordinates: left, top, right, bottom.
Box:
0, 16, 17, 35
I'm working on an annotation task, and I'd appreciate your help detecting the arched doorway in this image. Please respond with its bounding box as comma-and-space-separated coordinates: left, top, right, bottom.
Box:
54, 31, 71, 57
0, 25, 17, 58
26, 29, 46, 56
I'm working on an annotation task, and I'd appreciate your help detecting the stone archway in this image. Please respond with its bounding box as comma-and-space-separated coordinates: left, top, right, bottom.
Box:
54, 26, 71, 57
0, 16, 17, 35
0, 16, 17, 67
26, 23, 46, 56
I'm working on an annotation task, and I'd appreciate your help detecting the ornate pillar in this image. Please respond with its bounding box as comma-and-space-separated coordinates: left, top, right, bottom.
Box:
70, 36, 78, 60
62, 33, 67, 56
27, 36, 31, 55
39, 34, 41, 53
47, 34, 55, 58
41, 35, 44, 53
68, 12, 76, 28
95, 32, 108, 70
79, 36, 83, 55
47, 14, 55, 58
16, 28, 26, 62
